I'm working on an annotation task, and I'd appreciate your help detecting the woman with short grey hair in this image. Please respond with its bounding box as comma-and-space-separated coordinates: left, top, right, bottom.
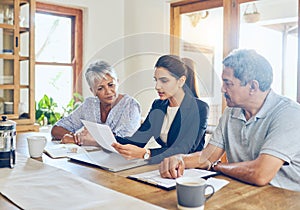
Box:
51, 60, 141, 145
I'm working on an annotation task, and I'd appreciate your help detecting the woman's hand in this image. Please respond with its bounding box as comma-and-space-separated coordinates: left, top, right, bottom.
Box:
60, 133, 76, 144
112, 142, 145, 160
75, 128, 99, 146
60, 128, 99, 146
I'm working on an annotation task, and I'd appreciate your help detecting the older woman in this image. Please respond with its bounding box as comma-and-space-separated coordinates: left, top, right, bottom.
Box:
51, 60, 141, 145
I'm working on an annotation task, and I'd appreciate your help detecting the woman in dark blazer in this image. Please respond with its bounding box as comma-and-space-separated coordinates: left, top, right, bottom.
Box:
112, 55, 209, 164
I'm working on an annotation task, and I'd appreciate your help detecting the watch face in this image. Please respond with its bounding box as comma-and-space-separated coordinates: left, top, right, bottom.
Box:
143, 152, 150, 160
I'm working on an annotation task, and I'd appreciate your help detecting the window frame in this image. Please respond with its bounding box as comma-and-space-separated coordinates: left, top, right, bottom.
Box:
35, 2, 83, 95
171, 0, 300, 104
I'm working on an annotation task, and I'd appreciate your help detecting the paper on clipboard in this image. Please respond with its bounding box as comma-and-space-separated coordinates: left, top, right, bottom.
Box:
81, 120, 117, 153
128, 169, 220, 190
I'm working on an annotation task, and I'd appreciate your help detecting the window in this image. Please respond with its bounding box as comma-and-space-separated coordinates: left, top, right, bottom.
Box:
239, 0, 298, 101
171, 0, 300, 106
35, 3, 82, 112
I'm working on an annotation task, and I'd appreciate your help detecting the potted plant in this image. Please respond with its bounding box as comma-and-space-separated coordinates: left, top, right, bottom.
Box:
35, 93, 84, 126
243, 3, 260, 23
62, 93, 84, 117
35, 94, 61, 126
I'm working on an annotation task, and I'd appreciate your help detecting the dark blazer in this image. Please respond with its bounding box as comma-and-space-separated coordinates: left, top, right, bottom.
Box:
116, 93, 209, 164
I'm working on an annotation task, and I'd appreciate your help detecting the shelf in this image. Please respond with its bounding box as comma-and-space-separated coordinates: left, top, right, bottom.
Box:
0, 54, 14, 59
0, 84, 15, 89
1, 113, 19, 119
20, 85, 30, 89
1, 0, 14, 6
0, 0, 30, 6
19, 56, 29, 61
0, 23, 14, 30
1, 0, 35, 132
16, 124, 40, 133
20, 27, 30, 33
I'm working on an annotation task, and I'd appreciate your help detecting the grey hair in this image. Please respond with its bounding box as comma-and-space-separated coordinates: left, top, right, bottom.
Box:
223, 49, 273, 91
85, 60, 118, 89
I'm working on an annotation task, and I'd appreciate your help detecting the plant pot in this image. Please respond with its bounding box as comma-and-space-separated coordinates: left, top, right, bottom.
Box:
243, 13, 260, 23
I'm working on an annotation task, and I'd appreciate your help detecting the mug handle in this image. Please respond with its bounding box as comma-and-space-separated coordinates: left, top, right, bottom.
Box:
205, 184, 215, 201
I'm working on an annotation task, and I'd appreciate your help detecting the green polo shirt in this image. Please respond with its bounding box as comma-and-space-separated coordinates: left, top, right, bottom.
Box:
209, 90, 300, 191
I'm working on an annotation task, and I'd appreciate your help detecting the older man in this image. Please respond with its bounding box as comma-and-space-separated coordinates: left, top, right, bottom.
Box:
159, 49, 300, 192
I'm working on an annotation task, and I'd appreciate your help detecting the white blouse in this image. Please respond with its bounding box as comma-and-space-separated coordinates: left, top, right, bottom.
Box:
160, 106, 179, 143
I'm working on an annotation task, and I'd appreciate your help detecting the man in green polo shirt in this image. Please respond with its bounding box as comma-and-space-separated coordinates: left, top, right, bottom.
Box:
159, 49, 300, 192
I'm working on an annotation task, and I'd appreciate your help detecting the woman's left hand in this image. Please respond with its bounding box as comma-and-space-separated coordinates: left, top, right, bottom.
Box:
112, 142, 145, 160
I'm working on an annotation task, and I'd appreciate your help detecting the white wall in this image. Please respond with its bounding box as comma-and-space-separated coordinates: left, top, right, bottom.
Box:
39, 0, 170, 116
121, 0, 170, 116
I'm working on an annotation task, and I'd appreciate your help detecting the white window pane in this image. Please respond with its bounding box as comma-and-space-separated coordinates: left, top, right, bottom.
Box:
20, 88, 29, 116
35, 13, 72, 63
35, 65, 73, 113
284, 35, 297, 100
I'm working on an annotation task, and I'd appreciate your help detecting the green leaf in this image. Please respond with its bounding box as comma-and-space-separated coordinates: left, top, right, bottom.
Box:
35, 93, 83, 125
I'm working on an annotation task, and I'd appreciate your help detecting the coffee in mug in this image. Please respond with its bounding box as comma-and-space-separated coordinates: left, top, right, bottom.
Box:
176, 176, 215, 210
27, 136, 47, 158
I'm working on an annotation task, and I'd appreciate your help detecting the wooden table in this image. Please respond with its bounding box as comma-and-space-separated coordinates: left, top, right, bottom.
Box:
1, 132, 300, 210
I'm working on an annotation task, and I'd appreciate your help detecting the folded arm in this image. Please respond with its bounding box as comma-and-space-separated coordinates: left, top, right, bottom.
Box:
213, 153, 284, 186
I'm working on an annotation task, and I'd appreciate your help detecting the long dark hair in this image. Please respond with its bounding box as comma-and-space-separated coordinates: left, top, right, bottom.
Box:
155, 55, 199, 98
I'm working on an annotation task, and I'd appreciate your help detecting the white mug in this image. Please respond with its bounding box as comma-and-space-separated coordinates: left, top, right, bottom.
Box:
176, 176, 215, 210
27, 136, 47, 158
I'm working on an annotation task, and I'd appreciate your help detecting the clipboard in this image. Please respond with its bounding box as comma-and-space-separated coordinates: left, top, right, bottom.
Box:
127, 169, 219, 190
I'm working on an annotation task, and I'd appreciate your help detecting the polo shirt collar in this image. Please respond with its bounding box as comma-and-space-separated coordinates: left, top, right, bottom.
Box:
231, 89, 276, 121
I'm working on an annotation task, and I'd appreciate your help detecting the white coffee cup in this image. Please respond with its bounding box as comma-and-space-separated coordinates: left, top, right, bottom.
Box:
27, 136, 47, 158
176, 176, 215, 210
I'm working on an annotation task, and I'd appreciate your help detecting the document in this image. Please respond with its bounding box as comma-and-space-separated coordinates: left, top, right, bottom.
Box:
128, 169, 220, 190
81, 119, 117, 153
44, 144, 88, 159
70, 150, 148, 172
65, 120, 148, 172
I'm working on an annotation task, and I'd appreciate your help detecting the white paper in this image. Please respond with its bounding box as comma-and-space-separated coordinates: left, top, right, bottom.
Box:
81, 119, 117, 153
205, 177, 230, 195
0, 153, 165, 210
44, 143, 88, 158
128, 169, 220, 190
70, 150, 148, 172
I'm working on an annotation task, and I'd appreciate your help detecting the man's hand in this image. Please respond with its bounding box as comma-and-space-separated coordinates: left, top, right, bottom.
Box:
159, 154, 185, 179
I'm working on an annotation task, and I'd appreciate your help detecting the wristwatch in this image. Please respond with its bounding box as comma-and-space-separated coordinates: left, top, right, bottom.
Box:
143, 148, 151, 160
211, 160, 221, 171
